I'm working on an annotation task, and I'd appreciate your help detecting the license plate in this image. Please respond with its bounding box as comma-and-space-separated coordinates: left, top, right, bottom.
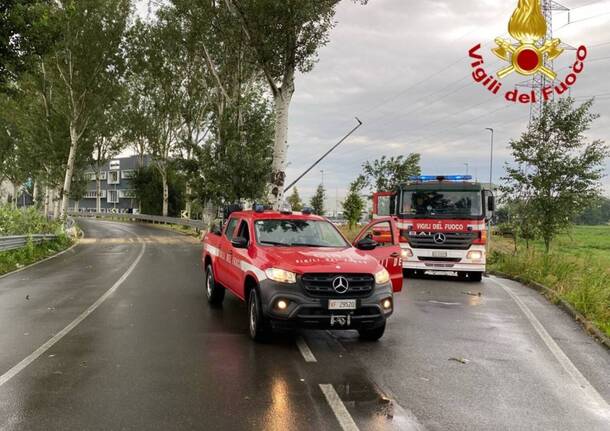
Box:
432, 251, 448, 257
328, 299, 356, 310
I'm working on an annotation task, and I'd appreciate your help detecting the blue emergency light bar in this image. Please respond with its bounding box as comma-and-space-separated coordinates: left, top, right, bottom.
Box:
409, 175, 473, 182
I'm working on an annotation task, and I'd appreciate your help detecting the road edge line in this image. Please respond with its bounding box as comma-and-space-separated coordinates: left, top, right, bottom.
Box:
296, 336, 317, 362
319, 384, 360, 431
490, 276, 610, 415
0, 238, 146, 387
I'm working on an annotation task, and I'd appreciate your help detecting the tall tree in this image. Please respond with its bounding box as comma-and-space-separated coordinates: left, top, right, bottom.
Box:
502, 98, 608, 252
287, 187, 303, 211
0, 0, 57, 91
310, 184, 326, 216
224, 0, 366, 207
342, 180, 365, 228
358, 154, 421, 193
52, 0, 130, 218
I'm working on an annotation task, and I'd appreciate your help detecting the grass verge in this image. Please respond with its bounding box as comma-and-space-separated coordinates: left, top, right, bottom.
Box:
0, 236, 73, 276
490, 229, 610, 338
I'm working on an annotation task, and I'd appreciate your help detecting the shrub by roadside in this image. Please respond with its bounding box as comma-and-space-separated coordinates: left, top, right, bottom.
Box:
489, 249, 610, 338
0, 205, 73, 276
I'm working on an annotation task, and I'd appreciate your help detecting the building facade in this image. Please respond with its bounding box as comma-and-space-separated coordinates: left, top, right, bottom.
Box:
72, 155, 147, 213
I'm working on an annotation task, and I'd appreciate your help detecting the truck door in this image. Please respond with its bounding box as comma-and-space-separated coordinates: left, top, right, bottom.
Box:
354, 218, 403, 292
217, 216, 239, 289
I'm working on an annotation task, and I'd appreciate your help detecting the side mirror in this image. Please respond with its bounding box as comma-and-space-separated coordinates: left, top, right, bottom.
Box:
355, 237, 378, 251
231, 236, 249, 249
210, 222, 222, 236
487, 195, 496, 212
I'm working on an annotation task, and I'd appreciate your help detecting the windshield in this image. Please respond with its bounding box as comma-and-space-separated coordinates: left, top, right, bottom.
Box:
254, 219, 349, 247
401, 190, 482, 218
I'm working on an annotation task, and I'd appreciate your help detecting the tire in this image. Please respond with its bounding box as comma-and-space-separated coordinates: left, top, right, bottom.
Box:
469, 272, 483, 282
248, 288, 270, 342
205, 264, 225, 305
358, 322, 386, 341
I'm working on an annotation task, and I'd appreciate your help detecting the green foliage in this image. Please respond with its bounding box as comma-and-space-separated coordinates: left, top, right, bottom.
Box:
342, 180, 365, 228
131, 166, 186, 217
0, 204, 64, 235
358, 154, 421, 193
0, 235, 71, 276
0, 0, 58, 91
287, 187, 303, 211
502, 98, 609, 252
490, 244, 610, 337
574, 196, 610, 225
310, 184, 326, 216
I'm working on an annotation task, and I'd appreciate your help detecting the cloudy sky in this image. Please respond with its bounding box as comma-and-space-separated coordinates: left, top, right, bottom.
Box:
283, 0, 610, 211
137, 0, 610, 212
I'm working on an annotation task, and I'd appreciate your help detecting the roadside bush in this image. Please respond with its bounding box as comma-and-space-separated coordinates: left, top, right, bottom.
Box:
0, 205, 64, 235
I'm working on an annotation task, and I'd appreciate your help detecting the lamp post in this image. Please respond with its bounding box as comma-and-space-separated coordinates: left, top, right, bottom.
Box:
485, 128, 494, 253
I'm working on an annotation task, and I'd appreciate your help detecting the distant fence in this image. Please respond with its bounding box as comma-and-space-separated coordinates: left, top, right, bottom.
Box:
0, 234, 58, 252
71, 212, 206, 230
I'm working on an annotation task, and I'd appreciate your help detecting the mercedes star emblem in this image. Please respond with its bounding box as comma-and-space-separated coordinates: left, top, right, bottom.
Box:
332, 276, 349, 294
433, 233, 447, 244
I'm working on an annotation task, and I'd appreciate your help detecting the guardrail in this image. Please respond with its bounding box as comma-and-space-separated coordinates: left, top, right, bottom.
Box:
70, 212, 206, 230
0, 234, 58, 252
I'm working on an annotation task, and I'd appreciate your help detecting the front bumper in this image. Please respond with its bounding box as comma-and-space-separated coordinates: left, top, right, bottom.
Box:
258, 279, 393, 330
401, 244, 486, 273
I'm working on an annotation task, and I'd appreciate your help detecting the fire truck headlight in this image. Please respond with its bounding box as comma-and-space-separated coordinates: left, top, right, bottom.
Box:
375, 268, 390, 285
400, 248, 413, 259
467, 250, 483, 260
265, 268, 297, 284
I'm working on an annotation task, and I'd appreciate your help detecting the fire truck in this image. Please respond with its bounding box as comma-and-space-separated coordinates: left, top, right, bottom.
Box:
372, 175, 495, 282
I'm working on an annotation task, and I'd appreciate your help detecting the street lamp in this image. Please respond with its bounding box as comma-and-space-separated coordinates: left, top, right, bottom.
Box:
485, 128, 494, 252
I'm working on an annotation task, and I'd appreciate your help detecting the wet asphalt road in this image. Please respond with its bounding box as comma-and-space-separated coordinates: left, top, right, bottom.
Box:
0, 219, 608, 430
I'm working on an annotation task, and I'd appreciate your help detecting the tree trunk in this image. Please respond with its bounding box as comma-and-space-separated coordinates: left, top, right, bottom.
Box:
161, 170, 169, 217
53, 188, 61, 218
12, 183, 18, 208
43, 186, 49, 217
96, 172, 102, 213
74, 200, 79, 212
33, 181, 39, 207
60, 123, 79, 219
267, 85, 294, 208
185, 184, 192, 219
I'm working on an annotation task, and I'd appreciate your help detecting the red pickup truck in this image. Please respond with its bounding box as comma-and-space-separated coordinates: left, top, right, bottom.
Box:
201, 207, 404, 341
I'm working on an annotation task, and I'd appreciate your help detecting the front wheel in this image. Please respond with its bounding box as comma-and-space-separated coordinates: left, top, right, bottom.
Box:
205, 264, 225, 305
248, 289, 270, 342
358, 322, 386, 341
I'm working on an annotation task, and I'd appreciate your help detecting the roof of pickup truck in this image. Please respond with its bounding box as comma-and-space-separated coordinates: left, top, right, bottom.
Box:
229, 210, 328, 222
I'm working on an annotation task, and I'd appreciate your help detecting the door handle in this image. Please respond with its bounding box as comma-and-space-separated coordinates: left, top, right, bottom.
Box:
390, 252, 400, 258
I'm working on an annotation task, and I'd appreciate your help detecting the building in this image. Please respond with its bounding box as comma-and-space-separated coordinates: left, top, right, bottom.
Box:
72, 155, 147, 213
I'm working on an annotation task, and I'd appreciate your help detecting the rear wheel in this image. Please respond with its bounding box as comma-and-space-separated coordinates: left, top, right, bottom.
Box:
248, 289, 270, 342
205, 264, 225, 305
358, 322, 386, 341
469, 272, 483, 282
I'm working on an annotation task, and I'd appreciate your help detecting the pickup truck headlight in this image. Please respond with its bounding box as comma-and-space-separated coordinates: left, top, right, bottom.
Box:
265, 268, 297, 284
374, 268, 390, 285
467, 250, 483, 260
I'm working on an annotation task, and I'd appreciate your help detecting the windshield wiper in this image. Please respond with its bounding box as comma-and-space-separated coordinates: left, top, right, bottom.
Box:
260, 240, 289, 246
290, 243, 335, 247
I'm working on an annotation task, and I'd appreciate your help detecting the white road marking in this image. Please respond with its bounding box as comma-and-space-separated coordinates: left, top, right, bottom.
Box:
0, 239, 146, 387
296, 336, 317, 362
319, 384, 360, 431
490, 277, 610, 415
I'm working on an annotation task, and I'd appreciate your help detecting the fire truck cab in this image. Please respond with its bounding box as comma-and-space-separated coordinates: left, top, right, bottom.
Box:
373, 175, 494, 282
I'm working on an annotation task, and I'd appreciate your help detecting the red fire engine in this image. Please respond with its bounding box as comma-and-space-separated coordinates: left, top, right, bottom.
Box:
372, 175, 495, 282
